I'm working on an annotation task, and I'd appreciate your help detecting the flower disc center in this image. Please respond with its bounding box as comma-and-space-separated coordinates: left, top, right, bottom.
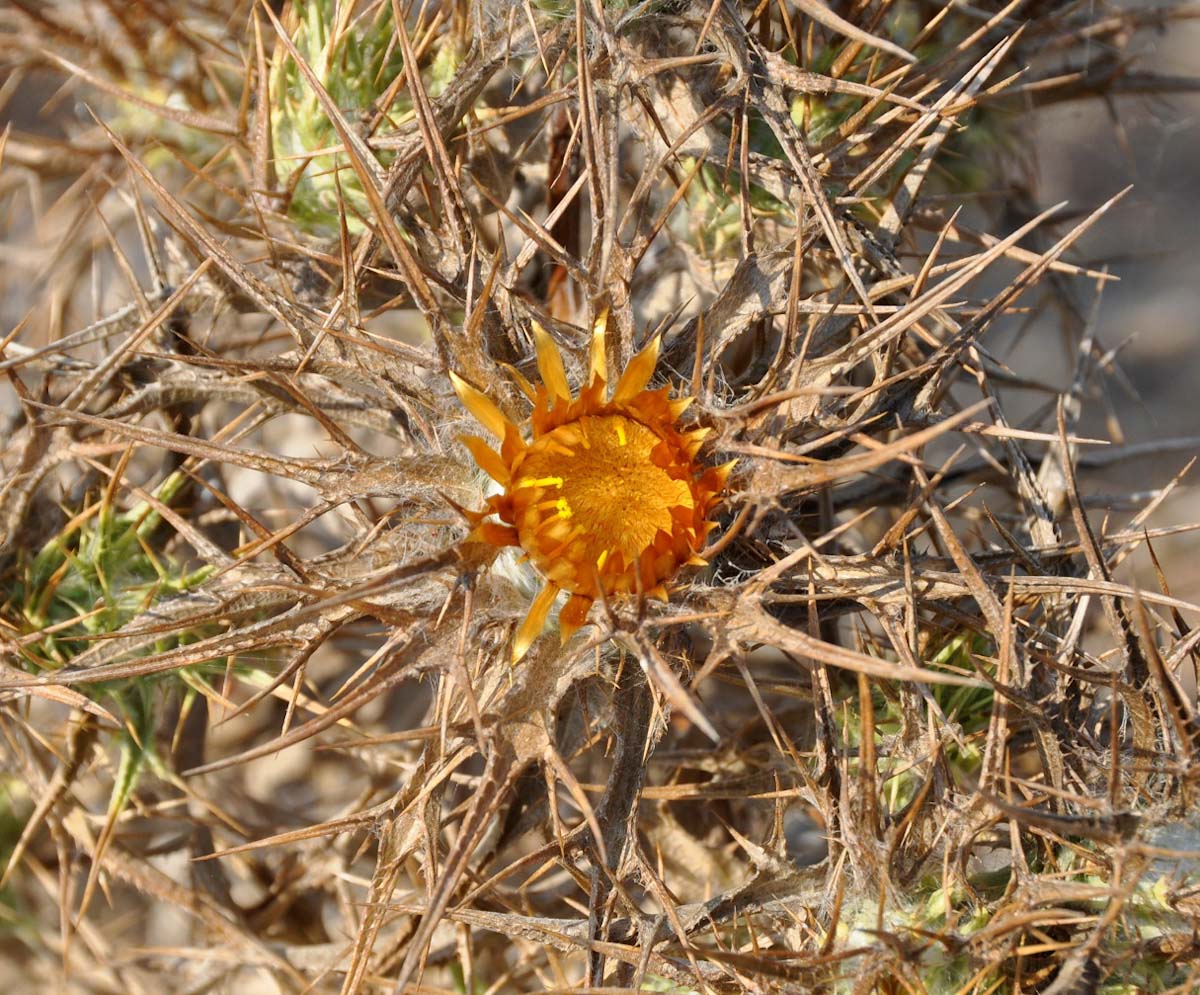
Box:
510, 414, 694, 594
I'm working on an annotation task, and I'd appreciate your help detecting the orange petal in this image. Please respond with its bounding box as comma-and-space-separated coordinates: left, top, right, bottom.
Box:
613, 334, 660, 403
500, 422, 527, 466
450, 371, 513, 439
532, 321, 571, 402
473, 522, 519, 547
713, 459, 737, 483
500, 362, 537, 402
682, 427, 712, 457
559, 593, 593, 644
669, 396, 695, 418
639, 547, 658, 588
589, 309, 608, 387
512, 582, 560, 663
443, 492, 485, 525
460, 434, 510, 484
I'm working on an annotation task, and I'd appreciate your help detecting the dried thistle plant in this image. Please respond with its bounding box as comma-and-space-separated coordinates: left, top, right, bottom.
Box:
0, 1, 1198, 992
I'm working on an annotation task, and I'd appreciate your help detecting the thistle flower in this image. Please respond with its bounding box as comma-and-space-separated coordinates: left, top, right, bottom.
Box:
451, 314, 732, 661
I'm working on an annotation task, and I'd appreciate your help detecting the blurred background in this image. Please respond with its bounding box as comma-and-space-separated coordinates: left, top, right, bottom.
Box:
1034, 20, 1200, 594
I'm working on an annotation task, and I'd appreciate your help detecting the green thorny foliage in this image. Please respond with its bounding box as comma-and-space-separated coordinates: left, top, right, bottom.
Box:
270, 0, 461, 234
679, 3, 1020, 262
3, 472, 219, 846
831, 631, 1199, 992
109, 0, 463, 234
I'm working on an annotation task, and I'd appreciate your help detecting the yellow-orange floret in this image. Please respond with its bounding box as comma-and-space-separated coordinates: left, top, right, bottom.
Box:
451, 313, 732, 662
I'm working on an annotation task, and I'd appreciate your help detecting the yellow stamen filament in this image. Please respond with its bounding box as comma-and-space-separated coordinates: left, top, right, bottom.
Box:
515, 475, 564, 490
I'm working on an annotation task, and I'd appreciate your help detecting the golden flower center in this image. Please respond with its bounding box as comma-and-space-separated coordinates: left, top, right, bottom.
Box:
510, 414, 694, 594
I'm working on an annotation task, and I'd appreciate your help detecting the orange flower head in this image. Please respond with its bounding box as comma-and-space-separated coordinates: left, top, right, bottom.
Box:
451, 313, 732, 662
